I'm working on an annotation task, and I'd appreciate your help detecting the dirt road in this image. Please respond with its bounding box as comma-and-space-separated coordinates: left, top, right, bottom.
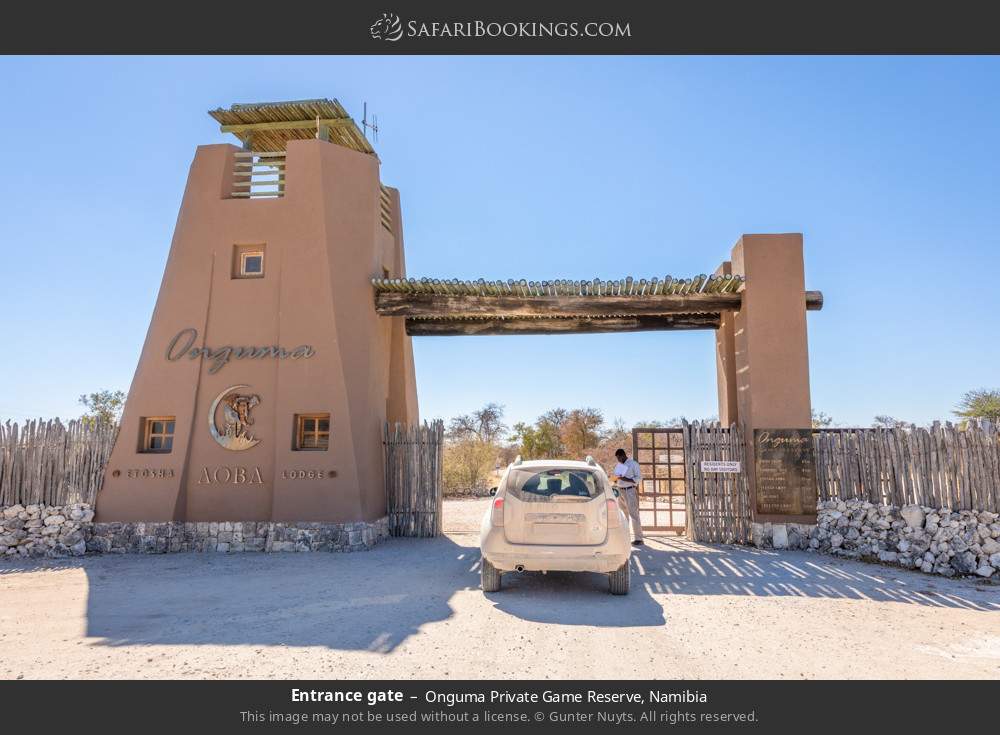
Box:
1, 498, 997, 679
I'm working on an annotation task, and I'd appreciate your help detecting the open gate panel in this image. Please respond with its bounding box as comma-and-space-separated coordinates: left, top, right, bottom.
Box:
632, 428, 687, 534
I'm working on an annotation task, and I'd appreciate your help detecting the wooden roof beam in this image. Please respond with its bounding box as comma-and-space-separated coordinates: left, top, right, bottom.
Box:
219, 118, 357, 134
377, 292, 740, 317
405, 314, 722, 336
376, 291, 823, 317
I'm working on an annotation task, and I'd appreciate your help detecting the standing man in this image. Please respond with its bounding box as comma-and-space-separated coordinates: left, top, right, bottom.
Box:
613, 448, 644, 546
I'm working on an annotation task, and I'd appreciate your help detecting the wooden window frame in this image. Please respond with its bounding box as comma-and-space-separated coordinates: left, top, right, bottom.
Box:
232, 244, 265, 279
294, 413, 330, 451
140, 416, 175, 454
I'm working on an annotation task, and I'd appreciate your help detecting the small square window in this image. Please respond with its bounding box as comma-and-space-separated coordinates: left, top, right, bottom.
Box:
242, 253, 263, 275
140, 416, 175, 453
233, 244, 265, 279
295, 413, 330, 451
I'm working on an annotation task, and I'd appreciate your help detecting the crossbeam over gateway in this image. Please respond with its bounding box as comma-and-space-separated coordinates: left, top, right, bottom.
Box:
371, 276, 823, 336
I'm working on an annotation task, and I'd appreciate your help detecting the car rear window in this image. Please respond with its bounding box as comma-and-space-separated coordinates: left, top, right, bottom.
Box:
506, 468, 601, 502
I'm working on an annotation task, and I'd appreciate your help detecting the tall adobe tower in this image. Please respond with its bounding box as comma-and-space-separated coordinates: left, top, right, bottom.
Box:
97, 99, 418, 523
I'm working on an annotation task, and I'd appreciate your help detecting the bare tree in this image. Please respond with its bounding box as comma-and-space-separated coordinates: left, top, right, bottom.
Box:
811, 410, 834, 429
539, 408, 568, 428
443, 403, 508, 494
447, 403, 507, 444
560, 408, 605, 457
873, 415, 909, 429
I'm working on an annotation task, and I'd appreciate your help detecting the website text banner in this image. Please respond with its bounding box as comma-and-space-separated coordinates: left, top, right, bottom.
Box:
2, 0, 999, 53
0, 681, 993, 730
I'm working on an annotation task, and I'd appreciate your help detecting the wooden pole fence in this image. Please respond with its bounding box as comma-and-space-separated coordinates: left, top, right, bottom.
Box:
813, 421, 1000, 513
0, 418, 117, 507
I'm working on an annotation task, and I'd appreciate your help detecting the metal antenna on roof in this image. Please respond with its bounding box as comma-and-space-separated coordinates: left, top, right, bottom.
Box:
362, 102, 379, 142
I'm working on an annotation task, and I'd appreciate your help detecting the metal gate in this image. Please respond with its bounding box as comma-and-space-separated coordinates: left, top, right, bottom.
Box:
632, 427, 687, 534
632, 423, 752, 543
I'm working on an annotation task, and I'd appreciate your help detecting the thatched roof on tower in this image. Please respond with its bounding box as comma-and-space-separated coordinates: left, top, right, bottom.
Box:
209, 98, 374, 154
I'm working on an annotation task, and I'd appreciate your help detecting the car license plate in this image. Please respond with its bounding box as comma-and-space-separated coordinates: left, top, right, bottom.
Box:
525, 513, 584, 524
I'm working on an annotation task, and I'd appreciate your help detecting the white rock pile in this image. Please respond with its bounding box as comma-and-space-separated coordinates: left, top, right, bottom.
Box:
0, 503, 94, 557
811, 498, 999, 578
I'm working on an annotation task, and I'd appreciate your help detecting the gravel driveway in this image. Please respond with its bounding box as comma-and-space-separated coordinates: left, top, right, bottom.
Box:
1, 498, 997, 679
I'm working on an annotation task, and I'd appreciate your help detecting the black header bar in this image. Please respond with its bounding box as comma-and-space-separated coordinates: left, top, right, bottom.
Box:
3, 1, 1000, 54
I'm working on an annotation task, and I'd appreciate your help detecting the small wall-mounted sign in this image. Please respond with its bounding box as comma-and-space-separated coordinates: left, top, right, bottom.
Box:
700, 460, 742, 473
114, 468, 176, 479
754, 428, 817, 515
280, 469, 333, 480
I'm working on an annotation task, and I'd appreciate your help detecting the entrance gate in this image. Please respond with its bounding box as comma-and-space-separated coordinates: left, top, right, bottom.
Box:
632, 423, 752, 542
632, 428, 688, 534
369, 233, 822, 538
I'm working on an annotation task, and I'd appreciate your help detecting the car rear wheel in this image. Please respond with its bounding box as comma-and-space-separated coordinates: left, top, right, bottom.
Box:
481, 557, 502, 592
609, 561, 630, 595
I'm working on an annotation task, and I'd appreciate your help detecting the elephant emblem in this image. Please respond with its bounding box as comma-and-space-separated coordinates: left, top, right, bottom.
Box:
223, 393, 260, 440
209, 385, 261, 451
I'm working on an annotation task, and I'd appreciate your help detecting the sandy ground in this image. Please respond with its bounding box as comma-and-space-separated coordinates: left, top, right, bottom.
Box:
1, 497, 998, 680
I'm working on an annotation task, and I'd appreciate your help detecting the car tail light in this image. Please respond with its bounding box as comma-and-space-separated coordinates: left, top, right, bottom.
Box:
491, 497, 505, 527
606, 499, 621, 528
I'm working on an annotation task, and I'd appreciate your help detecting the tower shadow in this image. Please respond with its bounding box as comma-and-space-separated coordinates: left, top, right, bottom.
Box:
82, 536, 480, 652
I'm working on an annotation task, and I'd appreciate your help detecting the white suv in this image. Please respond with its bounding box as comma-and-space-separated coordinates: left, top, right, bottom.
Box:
479, 457, 632, 595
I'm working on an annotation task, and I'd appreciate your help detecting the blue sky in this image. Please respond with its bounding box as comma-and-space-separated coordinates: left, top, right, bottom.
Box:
1, 56, 998, 429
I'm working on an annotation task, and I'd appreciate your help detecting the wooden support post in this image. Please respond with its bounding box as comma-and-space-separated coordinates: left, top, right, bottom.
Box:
714, 260, 739, 426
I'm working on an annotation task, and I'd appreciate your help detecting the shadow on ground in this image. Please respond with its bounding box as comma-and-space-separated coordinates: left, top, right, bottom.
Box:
633, 535, 1000, 612
481, 534, 1000, 624
81, 536, 481, 652
485, 564, 667, 627
7, 529, 988, 653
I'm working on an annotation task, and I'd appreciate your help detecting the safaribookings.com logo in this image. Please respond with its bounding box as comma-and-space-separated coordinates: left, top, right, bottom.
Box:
370, 13, 404, 41
370, 13, 631, 42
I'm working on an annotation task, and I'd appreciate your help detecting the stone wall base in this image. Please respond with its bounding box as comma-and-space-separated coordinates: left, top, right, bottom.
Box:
751, 521, 815, 551
2, 503, 390, 558
752, 498, 1000, 581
